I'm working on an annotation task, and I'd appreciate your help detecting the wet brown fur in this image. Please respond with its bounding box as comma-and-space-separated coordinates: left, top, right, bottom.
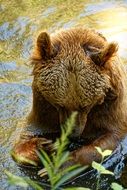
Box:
12, 27, 127, 166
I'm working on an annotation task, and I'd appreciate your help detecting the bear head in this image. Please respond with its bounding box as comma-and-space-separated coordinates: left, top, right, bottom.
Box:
31, 27, 118, 137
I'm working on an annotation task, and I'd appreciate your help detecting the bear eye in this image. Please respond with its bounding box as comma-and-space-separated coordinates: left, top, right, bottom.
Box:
82, 44, 101, 57
82, 44, 103, 65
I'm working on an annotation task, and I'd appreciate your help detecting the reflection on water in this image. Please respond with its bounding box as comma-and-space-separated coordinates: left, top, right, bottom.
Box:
0, 0, 127, 189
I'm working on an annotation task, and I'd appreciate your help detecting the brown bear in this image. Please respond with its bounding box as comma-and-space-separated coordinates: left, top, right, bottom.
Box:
12, 27, 127, 166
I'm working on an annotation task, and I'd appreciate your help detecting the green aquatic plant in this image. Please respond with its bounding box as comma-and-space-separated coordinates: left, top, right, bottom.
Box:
5, 112, 88, 190
5, 112, 126, 190
92, 147, 127, 190
5, 170, 43, 190
92, 147, 114, 190
37, 112, 88, 190
111, 182, 127, 190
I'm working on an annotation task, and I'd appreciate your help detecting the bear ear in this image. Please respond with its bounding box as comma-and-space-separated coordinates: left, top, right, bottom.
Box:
87, 42, 118, 66
36, 32, 52, 59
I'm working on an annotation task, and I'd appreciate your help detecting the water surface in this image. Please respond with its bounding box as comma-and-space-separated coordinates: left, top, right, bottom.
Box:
0, 0, 127, 189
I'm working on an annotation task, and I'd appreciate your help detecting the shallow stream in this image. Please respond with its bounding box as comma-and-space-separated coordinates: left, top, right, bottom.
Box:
0, 1, 127, 189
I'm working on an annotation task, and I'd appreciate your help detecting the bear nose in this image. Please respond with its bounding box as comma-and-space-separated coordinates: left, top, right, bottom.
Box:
71, 111, 87, 138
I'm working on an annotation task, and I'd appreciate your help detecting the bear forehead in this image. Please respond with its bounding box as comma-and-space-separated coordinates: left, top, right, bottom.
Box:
48, 27, 109, 72
51, 27, 107, 50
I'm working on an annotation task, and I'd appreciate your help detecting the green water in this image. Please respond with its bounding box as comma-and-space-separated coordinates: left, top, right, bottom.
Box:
0, 0, 127, 189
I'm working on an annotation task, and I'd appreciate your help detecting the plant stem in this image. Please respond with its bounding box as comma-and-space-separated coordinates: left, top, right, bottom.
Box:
96, 156, 104, 190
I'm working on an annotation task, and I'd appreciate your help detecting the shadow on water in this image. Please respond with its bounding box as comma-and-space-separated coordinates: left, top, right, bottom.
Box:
0, 0, 127, 189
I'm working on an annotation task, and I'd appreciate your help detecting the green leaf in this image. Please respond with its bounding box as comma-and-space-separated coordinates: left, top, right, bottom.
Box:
5, 170, 43, 190
37, 151, 53, 181
92, 161, 114, 175
54, 166, 86, 189
92, 161, 105, 172
101, 169, 114, 175
54, 140, 59, 150
24, 179, 44, 190
111, 182, 123, 190
51, 173, 62, 185
11, 151, 37, 166
53, 113, 77, 170
95, 147, 112, 158
95, 147, 103, 156
56, 151, 70, 168
63, 164, 88, 176
39, 149, 53, 166
102, 150, 112, 157
5, 170, 28, 188
52, 164, 86, 185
